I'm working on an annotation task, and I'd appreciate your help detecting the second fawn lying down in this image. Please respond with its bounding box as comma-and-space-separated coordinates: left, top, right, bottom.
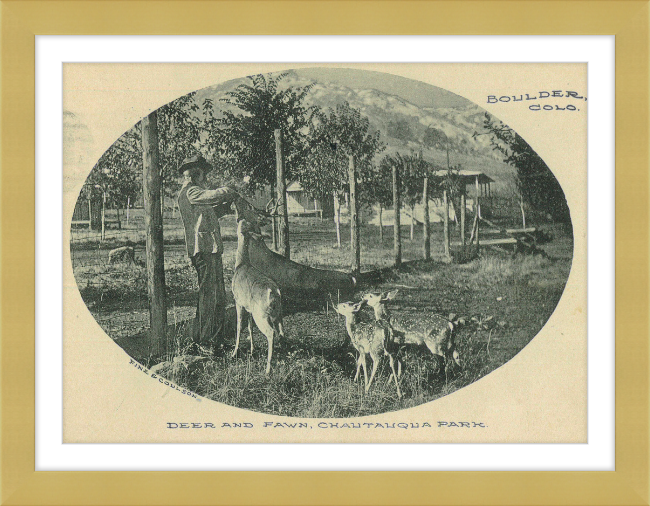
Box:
363, 290, 461, 370
333, 300, 402, 398
231, 219, 284, 375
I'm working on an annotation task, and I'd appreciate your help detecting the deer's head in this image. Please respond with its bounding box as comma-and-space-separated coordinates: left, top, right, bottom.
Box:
236, 218, 263, 242
333, 300, 366, 320
362, 290, 399, 308
233, 197, 270, 234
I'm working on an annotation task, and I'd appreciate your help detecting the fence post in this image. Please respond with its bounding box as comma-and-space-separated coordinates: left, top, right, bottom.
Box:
142, 111, 167, 357
460, 190, 466, 246
348, 155, 360, 275
423, 176, 430, 260
87, 199, 92, 230
275, 129, 290, 259
393, 162, 401, 268
334, 192, 342, 247
101, 191, 106, 241
443, 189, 450, 259
475, 176, 481, 253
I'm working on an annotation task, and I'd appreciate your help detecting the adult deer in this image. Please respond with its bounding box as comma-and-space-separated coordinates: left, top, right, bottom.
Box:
231, 198, 356, 295
363, 290, 461, 370
231, 218, 284, 375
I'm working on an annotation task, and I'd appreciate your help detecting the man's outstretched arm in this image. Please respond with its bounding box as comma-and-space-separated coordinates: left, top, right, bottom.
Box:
186, 186, 237, 206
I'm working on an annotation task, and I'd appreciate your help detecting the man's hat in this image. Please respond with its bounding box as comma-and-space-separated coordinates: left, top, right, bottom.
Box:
178, 154, 213, 175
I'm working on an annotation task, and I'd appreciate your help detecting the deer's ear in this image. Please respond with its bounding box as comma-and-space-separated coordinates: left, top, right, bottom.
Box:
353, 300, 367, 311
384, 290, 399, 301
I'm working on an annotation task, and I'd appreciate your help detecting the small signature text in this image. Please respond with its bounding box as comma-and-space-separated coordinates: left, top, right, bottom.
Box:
128, 358, 200, 399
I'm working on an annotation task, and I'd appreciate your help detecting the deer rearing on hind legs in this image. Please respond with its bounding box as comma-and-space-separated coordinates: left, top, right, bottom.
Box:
363, 290, 461, 372
231, 218, 284, 375
333, 300, 402, 398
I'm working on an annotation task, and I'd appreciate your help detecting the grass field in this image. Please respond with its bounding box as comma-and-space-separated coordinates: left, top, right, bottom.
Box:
71, 214, 573, 417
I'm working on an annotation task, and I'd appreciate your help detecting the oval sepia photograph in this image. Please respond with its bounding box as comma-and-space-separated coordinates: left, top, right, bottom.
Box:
66, 65, 578, 429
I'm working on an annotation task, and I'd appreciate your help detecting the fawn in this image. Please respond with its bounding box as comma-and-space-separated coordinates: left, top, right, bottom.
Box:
363, 290, 461, 370
231, 219, 284, 375
333, 300, 402, 398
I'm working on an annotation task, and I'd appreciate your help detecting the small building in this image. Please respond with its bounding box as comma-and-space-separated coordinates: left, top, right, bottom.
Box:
248, 182, 333, 219
286, 181, 331, 218
431, 169, 494, 199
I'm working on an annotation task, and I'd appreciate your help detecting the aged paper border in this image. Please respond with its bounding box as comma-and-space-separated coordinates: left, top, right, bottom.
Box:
2, 1, 648, 505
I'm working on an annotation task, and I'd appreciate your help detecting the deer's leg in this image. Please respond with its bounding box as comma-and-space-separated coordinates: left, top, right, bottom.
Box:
354, 354, 362, 382
247, 316, 254, 355
360, 354, 369, 390
231, 304, 245, 358
388, 353, 402, 398
366, 354, 380, 392
275, 321, 284, 349
384, 351, 395, 385
265, 326, 274, 375
253, 316, 275, 375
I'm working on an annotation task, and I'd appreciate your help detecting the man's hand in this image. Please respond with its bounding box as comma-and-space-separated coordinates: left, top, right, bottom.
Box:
230, 176, 251, 195
216, 186, 239, 203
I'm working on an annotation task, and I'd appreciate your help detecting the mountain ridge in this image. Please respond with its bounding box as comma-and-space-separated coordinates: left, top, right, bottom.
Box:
193, 71, 517, 189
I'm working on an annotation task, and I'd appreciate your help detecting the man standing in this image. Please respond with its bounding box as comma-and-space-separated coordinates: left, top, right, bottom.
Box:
177, 154, 239, 355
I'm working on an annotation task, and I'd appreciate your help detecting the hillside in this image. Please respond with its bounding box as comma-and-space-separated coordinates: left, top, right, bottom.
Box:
193, 70, 517, 191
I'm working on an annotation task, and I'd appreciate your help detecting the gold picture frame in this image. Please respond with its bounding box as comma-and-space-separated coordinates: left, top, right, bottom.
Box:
2, 1, 647, 504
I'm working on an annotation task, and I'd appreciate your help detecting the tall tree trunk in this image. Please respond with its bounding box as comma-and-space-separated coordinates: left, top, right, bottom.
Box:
410, 204, 415, 241
160, 179, 165, 219
271, 183, 278, 251
423, 177, 430, 260
275, 129, 290, 259
142, 110, 167, 357
126, 196, 130, 226
348, 155, 360, 275
520, 195, 527, 228
393, 163, 401, 268
379, 205, 384, 242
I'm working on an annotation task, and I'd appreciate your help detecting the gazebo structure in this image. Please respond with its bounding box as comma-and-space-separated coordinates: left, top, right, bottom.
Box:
431, 169, 496, 255
432, 169, 495, 201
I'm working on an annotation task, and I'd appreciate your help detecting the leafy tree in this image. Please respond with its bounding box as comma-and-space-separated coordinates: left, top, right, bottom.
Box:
299, 102, 384, 247
77, 90, 205, 241
82, 126, 142, 235
400, 152, 429, 240
422, 127, 447, 150
156, 93, 202, 207
205, 73, 316, 191
476, 113, 570, 223
360, 161, 393, 241
387, 119, 413, 143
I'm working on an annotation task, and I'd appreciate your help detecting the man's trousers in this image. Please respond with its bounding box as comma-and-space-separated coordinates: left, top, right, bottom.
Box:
190, 253, 226, 347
